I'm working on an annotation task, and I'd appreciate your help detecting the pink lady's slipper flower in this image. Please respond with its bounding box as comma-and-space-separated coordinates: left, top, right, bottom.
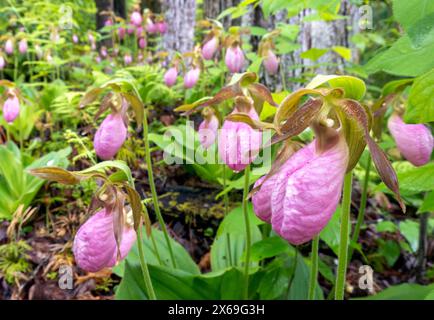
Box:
72, 34, 79, 44
19, 39, 28, 54
118, 27, 126, 40
198, 108, 219, 149
388, 113, 433, 166
94, 113, 127, 160
136, 26, 144, 37
2, 94, 20, 124
184, 67, 200, 89
225, 45, 245, 73
202, 37, 219, 60
218, 101, 262, 171
73, 209, 136, 272
127, 26, 135, 35
263, 50, 278, 75
124, 53, 132, 65
5, 39, 13, 55
130, 11, 143, 27
138, 37, 146, 49
146, 19, 158, 33
100, 46, 108, 58
104, 18, 113, 27
267, 135, 349, 245
0, 56, 5, 69
164, 67, 178, 87
157, 21, 168, 34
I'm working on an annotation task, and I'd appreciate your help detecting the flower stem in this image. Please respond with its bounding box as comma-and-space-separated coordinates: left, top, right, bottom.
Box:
335, 171, 353, 300
223, 164, 233, 267
242, 164, 251, 300
136, 226, 157, 300
308, 235, 320, 300
143, 111, 177, 268
348, 155, 371, 262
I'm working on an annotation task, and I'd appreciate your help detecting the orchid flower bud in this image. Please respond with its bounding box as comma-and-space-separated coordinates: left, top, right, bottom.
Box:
202, 36, 219, 60
263, 50, 278, 75
2, 94, 20, 123
100, 46, 107, 58
130, 11, 143, 27
118, 27, 126, 40
94, 113, 127, 160
270, 135, 349, 245
218, 103, 262, 172
0, 56, 5, 70
138, 37, 146, 49
184, 67, 200, 89
136, 26, 144, 37
198, 108, 219, 149
388, 113, 433, 166
18, 39, 28, 54
225, 45, 245, 73
127, 26, 135, 35
72, 34, 79, 44
157, 21, 168, 34
5, 39, 13, 55
124, 53, 132, 65
164, 67, 178, 87
73, 209, 136, 272
104, 18, 113, 27
146, 19, 158, 33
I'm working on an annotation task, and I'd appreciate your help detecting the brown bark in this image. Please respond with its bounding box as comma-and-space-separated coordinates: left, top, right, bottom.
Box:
162, 0, 197, 55
95, 0, 114, 47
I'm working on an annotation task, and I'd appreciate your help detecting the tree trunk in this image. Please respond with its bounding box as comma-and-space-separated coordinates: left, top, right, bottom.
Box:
114, 0, 126, 19
162, 0, 197, 55
203, 0, 241, 28
241, 0, 359, 91
95, 0, 114, 47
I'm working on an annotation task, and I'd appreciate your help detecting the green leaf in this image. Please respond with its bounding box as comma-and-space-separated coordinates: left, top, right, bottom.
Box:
250, 236, 290, 262
378, 239, 401, 267
332, 46, 351, 61
419, 191, 434, 213
114, 228, 199, 277
405, 69, 434, 123
364, 35, 434, 77
300, 48, 328, 61
320, 207, 341, 256
393, 0, 434, 35
306, 74, 366, 100
399, 220, 419, 252
375, 221, 398, 233
211, 204, 262, 271
355, 283, 434, 300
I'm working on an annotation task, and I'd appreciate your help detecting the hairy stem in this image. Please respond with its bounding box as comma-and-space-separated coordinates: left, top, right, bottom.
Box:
335, 172, 353, 300
223, 164, 233, 266
136, 226, 157, 300
143, 111, 177, 268
242, 164, 251, 300
349, 155, 371, 262
308, 235, 320, 300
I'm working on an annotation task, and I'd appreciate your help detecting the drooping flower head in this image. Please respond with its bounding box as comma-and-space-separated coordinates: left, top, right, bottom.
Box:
18, 39, 28, 54
184, 67, 200, 89
164, 67, 178, 87
202, 36, 219, 60
0, 56, 5, 70
94, 111, 127, 160
138, 37, 146, 49
198, 107, 219, 149
130, 11, 143, 27
273, 134, 348, 244
124, 53, 132, 65
157, 21, 168, 34
118, 27, 126, 40
72, 204, 136, 272
225, 44, 245, 73
146, 18, 158, 33
263, 50, 279, 75
5, 39, 13, 55
72, 34, 79, 44
388, 113, 433, 166
218, 97, 262, 171
2, 91, 20, 123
